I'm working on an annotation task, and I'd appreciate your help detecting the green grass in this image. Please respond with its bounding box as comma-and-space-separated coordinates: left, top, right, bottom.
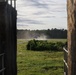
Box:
47, 39, 67, 43
17, 39, 64, 75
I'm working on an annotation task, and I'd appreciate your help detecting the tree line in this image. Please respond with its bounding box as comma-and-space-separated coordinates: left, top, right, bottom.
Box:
17, 28, 67, 39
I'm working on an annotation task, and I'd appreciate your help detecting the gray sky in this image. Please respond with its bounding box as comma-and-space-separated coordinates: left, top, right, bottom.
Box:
17, 0, 67, 30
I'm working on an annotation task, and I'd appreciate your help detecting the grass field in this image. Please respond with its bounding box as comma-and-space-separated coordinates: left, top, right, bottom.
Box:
17, 39, 65, 75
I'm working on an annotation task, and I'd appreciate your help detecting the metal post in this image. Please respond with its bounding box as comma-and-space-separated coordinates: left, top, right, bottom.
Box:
14, 0, 16, 9
10, 0, 12, 6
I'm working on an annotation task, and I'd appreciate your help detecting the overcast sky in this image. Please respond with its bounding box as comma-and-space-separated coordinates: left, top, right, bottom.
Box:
17, 0, 67, 30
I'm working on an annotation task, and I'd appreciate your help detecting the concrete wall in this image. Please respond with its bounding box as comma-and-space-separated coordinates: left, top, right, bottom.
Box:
67, 0, 76, 75
0, 2, 17, 75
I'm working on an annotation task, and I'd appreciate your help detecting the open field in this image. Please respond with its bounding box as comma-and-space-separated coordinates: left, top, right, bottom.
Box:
17, 39, 67, 43
17, 39, 65, 75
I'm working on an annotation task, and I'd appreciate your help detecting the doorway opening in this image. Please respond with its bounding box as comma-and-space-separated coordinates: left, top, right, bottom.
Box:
17, 0, 67, 75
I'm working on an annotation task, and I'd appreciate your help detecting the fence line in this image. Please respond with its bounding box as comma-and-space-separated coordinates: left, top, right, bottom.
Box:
63, 47, 68, 53
0, 0, 16, 9
7, 0, 16, 9
63, 59, 68, 68
63, 47, 68, 75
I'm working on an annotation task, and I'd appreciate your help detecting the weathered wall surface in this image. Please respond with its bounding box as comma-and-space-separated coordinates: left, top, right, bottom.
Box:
67, 0, 76, 75
0, 3, 6, 75
0, 2, 17, 75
